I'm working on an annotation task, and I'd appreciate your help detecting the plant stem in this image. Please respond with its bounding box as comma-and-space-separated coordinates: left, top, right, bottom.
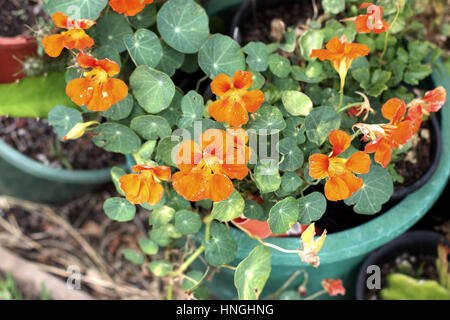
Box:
380, 2, 401, 63
166, 283, 173, 300
304, 289, 327, 300
264, 270, 304, 300
336, 102, 364, 114
196, 75, 209, 93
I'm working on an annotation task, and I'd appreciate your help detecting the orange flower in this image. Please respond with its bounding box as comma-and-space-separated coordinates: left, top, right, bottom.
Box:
66, 52, 128, 112
109, 0, 154, 16
120, 164, 171, 205
298, 223, 327, 268
310, 36, 370, 92
42, 12, 95, 58
406, 87, 446, 133
347, 91, 374, 121
342, 3, 389, 34
209, 71, 265, 127
309, 130, 371, 202
321, 279, 346, 296
360, 98, 413, 168
172, 129, 251, 202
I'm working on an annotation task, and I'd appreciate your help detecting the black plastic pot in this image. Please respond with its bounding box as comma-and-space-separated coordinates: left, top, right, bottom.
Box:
355, 230, 448, 300
231, 0, 309, 44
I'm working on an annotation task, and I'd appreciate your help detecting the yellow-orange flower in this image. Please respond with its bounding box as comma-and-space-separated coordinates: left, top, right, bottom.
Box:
358, 98, 414, 168
42, 12, 95, 58
310, 36, 370, 92
209, 71, 265, 127
309, 130, 371, 202
66, 52, 128, 112
342, 3, 389, 34
172, 129, 251, 202
298, 223, 327, 268
109, 0, 154, 16
120, 164, 171, 205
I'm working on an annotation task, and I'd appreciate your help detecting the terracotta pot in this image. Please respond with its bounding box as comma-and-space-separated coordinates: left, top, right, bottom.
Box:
0, 36, 38, 84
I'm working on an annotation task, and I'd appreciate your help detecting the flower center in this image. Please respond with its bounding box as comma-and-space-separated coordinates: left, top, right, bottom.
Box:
84, 67, 108, 85
223, 88, 244, 105
328, 157, 347, 177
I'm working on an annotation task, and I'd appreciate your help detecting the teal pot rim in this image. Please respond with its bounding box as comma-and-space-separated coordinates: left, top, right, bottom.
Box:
229, 62, 450, 266
0, 137, 127, 185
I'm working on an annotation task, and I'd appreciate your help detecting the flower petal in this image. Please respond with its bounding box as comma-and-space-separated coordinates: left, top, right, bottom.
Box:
232, 70, 253, 90
176, 140, 203, 172
62, 29, 94, 51
423, 87, 446, 113
324, 176, 350, 201
308, 154, 330, 180
355, 15, 371, 33
382, 98, 406, 123
52, 12, 69, 29
42, 34, 65, 58
339, 172, 363, 195
66, 78, 94, 107
242, 90, 265, 112
209, 98, 249, 126
345, 151, 371, 174
211, 74, 231, 96
147, 182, 164, 205
172, 171, 207, 201
120, 173, 142, 204
206, 174, 234, 202
76, 51, 97, 68
153, 166, 171, 181
329, 129, 351, 157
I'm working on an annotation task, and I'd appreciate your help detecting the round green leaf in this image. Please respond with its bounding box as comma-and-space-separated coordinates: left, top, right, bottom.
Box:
150, 224, 182, 246
175, 210, 202, 235
283, 117, 306, 144
96, 14, 133, 53
178, 91, 204, 128
149, 206, 175, 227
254, 160, 281, 194
268, 54, 291, 78
149, 260, 173, 277
122, 249, 145, 265
243, 200, 266, 221
157, 0, 209, 54
48, 105, 83, 139
322, 0, 345, 14
155, 135, 182, 167
282, 91, 313, 116
130, 66, 175, 113
42, 0, 107, 20
131, 115, 172, 140
102, 94, 134, 120
300, 30, 325, 61
211, 190, 245, 222
203, 222, 237, 266
129, 4, 156, 29
124, 29, 162, 67
281, 172, 304, 193
156, 41, 185, 77
93, 123, 141, 154
305, 106, 341, 146
104, 198, 136, 222
344, 165, 394, 214
134, 140, 157, 161
234, 245, 271, 300
246, 105, 286, 134
198, 34, 245, 79
139, 238, 159, 255
159, 88, 183, 125
298, 192, 327, 224
242, 42, 268, 72
268, 197, 299, 235
278, 138, 304, 172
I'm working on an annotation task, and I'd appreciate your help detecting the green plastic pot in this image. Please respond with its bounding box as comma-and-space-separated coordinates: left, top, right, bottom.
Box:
0, 138, 127, 205
197, 62, 450, 300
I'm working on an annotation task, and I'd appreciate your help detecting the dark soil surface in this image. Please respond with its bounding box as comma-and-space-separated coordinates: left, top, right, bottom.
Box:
394, 123, 432, 190
239, 2, 316, 44
0, 117, 124, 170
365, 252, 439, 300
0, 0, 46, 37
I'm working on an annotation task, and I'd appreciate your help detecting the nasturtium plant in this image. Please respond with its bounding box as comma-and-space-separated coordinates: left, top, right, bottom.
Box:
43, 0, 447, 301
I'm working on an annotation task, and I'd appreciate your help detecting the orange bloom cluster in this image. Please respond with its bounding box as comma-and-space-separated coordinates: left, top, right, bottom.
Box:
210, 71, 265, 127
310, 36, 370, 91
321, 279, 346, 296
66, 52, 128, 111
109, 0, 154, 16
309, 130, 371, 202
406, 87, 446, 133
342, 3, 389, 34
172, 129, 250, 202
356, 99, 414, 168
120, 165, 171, 205
42, 12, 95, 58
